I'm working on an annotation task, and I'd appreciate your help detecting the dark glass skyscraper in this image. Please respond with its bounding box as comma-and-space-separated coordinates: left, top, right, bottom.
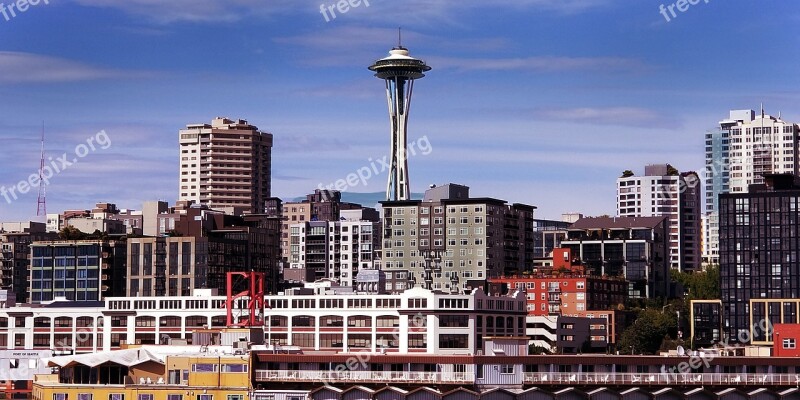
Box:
719, 174, 800, 343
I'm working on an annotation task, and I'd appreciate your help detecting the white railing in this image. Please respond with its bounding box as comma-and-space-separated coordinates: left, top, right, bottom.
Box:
523, 372, 800, 386
255, 370, 474, 384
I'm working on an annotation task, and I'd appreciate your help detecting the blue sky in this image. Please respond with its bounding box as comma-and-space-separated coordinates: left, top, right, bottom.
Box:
1, 0, 799, 221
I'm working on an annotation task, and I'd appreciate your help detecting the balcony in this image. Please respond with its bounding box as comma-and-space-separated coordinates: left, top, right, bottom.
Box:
522, 372, 800, 387
254, 370, 475, 384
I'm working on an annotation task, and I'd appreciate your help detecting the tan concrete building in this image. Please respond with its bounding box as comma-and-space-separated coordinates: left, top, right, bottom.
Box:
179, 117, 273, 214
381, 184, 536, 293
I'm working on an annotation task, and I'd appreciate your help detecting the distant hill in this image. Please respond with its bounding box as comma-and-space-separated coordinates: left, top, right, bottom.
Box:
291, 192, 424, 208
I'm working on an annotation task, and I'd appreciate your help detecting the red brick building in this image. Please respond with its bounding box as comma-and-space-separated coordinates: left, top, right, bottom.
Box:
489, 249, 627, 317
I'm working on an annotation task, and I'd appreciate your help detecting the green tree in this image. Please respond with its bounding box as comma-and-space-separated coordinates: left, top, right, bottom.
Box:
529, 344, 551, 355
87, 229, 109, 240
671, 264, 720, 300
618, 308, 675, 354
58, 226, 86, 240
666, 164, 679, 175
621, 170, 635, 178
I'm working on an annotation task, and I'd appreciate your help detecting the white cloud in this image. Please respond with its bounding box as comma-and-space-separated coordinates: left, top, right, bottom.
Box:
70, 0, 612, 24
274, 26, 645, 75
0, 52, 154, 84
534, 107, 674, 127
430, 56, 648, 73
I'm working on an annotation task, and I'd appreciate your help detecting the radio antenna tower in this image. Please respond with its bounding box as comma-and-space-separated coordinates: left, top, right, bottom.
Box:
36, 122, 46, 217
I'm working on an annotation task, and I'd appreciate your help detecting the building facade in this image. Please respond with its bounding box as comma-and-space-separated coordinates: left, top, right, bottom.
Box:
280, 190, 375, 264
0, 222, 56, 303
561, 216, 669, 299
488, 266, 626, 351
689, 299, 722, 349
704, 109, 799, 264
617, 164, 701, 271
381, 184, 536, 293
33, 348, 250, 400
489, 273, 626, 317
127, 236, 207, 297
0, 287, 524, 355
127, 204, 282, 296
286, 219, 381, 286
179, 117, 273, 214
719, 174, 800, 343
29, 240, 127, 303
532, 218, 571, 259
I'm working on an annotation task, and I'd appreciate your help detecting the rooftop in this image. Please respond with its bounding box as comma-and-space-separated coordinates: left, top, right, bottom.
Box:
569, 216, 667, 230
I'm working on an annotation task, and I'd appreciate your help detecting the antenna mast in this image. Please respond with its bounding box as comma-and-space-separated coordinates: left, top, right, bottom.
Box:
36, 122, 46, 217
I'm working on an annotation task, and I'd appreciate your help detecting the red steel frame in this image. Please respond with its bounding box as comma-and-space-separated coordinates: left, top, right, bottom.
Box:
225, 271, 266, 327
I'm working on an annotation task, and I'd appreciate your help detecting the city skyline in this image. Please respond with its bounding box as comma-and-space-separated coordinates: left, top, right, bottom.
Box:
1, 0, 799, 221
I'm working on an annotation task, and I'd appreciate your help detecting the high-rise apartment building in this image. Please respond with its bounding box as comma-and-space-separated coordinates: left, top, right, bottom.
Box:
285, 219, 381, 286
380, 184, 536, 293
704, 109, 799, 264
280, 190, 376, 263
719, 174, 800, 344
179, 117, 273, 214
617, 164, 701, 271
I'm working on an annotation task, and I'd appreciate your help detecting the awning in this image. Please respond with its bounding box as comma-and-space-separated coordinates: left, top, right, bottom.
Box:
47, 348, 165, 368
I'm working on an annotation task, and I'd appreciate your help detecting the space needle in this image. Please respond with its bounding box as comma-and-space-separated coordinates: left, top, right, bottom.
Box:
369, 38, 431, 201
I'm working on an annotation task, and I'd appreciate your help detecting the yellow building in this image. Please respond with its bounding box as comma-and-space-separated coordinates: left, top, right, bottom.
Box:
33, 347, 251, 400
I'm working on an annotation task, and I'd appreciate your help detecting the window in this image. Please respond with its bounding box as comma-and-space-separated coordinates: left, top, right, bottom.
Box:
501, 365, 514, 374
439, 315, 469, 328
167, 396, 182, 400
227, 396, 243, 400
196, 396, 213, 400
54, 395, 68, 400
109, 394, 124, 400
138, 395, 153, 400
439, 334, 468, 348
409, 334, 427, 348
192, 364, 217, 372
783, 338, 796, 349
221, 364, 248, 373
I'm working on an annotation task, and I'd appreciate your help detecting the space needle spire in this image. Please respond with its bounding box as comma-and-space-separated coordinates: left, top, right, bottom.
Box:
369, 35, 431, 201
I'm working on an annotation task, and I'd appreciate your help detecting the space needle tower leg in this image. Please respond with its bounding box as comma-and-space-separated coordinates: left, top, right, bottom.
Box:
370, 45, 431, 201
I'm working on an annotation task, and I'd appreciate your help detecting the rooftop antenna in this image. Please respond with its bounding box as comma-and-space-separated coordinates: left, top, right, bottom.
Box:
36, 122, 47, 217
398, 27, 403, 48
